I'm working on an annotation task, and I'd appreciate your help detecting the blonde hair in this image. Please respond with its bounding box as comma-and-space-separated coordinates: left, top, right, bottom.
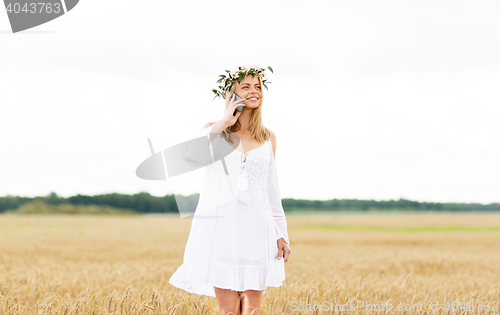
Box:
221, 74, 271, 144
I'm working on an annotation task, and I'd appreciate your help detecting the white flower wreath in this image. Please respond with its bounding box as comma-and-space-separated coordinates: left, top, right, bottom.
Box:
212, 65, 274, 100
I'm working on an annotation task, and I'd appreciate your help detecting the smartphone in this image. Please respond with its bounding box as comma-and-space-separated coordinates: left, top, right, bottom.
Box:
232, 93, 245, 116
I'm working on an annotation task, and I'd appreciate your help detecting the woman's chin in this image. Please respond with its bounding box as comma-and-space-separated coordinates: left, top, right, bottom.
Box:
246, 101, 261, 108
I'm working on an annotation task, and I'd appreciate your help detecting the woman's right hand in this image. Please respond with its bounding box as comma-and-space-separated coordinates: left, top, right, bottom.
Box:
222, 93, 245, 127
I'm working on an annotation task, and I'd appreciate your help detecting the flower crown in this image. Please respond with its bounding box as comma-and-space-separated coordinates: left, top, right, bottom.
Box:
212, 65, 274, 100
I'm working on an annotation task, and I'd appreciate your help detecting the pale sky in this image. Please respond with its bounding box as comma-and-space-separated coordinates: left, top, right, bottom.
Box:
1, 0, 499, 204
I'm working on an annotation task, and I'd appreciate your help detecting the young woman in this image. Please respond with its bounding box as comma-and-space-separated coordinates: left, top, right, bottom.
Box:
169, 66, 291, 315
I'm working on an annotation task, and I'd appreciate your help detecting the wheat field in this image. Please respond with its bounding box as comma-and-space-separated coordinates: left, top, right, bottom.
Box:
0, 211, 499, 314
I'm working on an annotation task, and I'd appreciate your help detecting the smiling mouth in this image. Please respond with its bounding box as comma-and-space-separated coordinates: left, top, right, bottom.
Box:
247, 97, 259, 101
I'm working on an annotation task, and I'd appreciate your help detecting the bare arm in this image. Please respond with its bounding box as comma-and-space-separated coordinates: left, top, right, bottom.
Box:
269, 129, 277, 160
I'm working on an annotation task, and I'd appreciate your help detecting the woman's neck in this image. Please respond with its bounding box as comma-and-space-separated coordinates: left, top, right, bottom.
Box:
236, 109, 252, 133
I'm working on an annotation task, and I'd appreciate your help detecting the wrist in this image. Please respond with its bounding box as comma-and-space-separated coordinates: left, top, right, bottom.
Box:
216, 120, 230, 131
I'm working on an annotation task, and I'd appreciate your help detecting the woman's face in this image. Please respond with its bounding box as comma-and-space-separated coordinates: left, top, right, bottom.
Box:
234, 75, 262, 108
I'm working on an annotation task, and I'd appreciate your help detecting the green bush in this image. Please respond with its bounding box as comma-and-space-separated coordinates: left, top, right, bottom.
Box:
13, 200, 139, 215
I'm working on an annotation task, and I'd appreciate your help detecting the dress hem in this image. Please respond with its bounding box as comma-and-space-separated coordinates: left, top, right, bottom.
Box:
169, 258, 286, 297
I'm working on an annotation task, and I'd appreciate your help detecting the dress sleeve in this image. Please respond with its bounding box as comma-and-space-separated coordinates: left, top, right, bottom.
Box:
187, 123, 235, 216
267, 153, 290, 245
182, 124, 218, 165
202, 124, 218, 163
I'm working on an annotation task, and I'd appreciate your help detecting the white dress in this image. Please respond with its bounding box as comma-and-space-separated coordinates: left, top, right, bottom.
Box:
169, 124, 290, 297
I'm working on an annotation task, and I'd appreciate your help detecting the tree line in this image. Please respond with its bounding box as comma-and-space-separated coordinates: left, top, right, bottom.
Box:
0, 192, 499, 214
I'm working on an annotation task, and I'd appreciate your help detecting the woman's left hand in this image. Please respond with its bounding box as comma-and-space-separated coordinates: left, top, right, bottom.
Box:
277, 238, 291, 262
